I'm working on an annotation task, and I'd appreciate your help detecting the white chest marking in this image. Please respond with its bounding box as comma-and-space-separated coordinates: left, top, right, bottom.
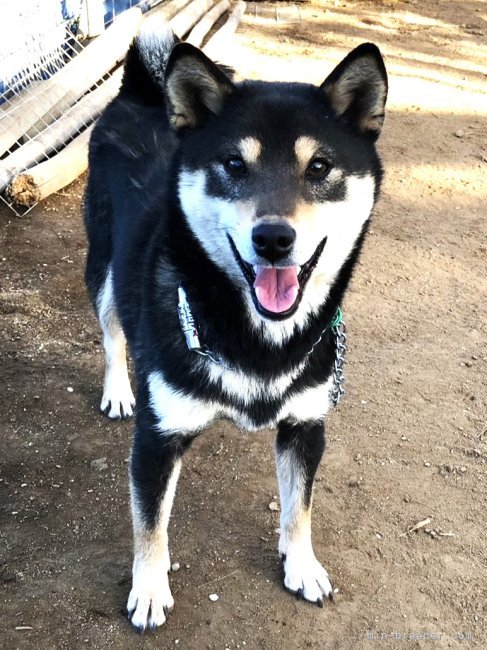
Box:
148, 366, 332, 435
148, 371, 219, 434
279, 377, 333, 423
205, 360, 306, 406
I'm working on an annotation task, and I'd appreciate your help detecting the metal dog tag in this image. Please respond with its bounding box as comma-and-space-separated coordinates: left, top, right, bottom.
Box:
177, 286, 202, 350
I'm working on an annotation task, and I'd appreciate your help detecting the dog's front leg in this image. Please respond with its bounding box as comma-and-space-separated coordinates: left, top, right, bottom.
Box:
127, 430, 187, 632
276, 417, 333, 606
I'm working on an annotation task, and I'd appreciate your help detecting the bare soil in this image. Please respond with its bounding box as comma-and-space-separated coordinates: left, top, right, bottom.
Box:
1, 1, 486, 648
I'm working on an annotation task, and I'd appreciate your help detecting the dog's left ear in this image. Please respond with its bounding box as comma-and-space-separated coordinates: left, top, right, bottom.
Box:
321, 43, 388, 140
164, 43, 235, 130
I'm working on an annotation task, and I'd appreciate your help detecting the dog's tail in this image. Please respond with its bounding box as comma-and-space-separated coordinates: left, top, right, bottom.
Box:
120, 18, 180, 105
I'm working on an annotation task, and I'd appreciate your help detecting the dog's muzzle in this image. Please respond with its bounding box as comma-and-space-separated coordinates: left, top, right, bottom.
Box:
227, 235, 327, 321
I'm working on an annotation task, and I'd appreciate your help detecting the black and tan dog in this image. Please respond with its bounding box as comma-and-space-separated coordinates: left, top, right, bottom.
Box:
84, 22, 387, 631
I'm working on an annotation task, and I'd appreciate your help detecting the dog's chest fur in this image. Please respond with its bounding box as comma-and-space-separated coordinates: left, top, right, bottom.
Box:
148, 358, 333, 434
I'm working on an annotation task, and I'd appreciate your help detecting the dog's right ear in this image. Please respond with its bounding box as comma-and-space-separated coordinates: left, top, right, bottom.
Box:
165, 43, 235, 130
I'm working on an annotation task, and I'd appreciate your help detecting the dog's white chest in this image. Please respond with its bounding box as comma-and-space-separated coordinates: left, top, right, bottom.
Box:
207, 362, 301, 405
148, 367, 332, 434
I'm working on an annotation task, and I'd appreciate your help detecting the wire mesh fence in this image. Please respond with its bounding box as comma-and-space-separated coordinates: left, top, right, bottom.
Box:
0, 1, 160, 216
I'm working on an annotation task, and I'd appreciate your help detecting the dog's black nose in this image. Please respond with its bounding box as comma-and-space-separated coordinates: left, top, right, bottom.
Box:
252, 223, 296, 263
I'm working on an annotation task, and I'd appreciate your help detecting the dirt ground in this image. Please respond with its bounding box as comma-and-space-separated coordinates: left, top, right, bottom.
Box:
1, 0, 486, 648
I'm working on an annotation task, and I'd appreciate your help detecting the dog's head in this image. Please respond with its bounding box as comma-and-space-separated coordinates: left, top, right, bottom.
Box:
165, 43, 387, 329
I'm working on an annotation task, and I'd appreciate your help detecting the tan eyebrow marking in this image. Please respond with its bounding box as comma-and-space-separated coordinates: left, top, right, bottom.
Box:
294, 136, 320, 169
238, 137, 262, 164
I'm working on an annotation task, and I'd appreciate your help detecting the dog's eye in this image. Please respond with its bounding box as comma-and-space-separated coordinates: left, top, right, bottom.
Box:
306, 158, 330, 179
224, 157, 246, 175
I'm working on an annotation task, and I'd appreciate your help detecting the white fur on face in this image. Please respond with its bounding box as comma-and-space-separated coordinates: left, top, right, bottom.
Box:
178, 168, 375, 343
178, 168, 243, 281
290, 174, 375, 319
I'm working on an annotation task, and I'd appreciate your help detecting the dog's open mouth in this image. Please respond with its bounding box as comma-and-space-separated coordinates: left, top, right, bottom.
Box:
227, 235, 327, 320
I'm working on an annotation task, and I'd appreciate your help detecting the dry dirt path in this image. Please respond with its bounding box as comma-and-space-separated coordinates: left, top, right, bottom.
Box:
1, 1, 486, 648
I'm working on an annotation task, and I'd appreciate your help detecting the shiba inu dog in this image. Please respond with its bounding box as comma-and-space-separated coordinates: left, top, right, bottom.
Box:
84, 23, 387, 632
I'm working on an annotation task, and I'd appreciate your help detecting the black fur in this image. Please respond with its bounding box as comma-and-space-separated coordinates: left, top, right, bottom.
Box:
277, 418, 326, 508
84, 31, 388, 630
131, 382, 194, 528
84, 36, 386, 527
321, 42, 388, 140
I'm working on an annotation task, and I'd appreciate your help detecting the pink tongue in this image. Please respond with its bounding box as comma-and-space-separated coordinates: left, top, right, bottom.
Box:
253, 266, 299, 313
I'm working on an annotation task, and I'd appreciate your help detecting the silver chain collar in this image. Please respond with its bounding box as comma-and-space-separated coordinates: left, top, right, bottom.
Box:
177, 286, 347, 407
330, 317, 347, 407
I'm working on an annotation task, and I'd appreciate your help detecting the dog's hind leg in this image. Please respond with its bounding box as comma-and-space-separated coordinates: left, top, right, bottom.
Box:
127, 427, 189, 632
97, 267, 135, 419
275, 417, 333, 607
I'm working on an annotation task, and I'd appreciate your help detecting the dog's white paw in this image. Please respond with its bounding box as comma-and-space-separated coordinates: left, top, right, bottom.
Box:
127, 568, 174, 632
282, 550, 334, 607
100, 374, 135, 419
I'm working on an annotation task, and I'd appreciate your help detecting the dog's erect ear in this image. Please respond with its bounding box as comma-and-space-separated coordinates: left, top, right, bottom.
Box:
164, 43, 235, 130
321, 43, 388, 140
